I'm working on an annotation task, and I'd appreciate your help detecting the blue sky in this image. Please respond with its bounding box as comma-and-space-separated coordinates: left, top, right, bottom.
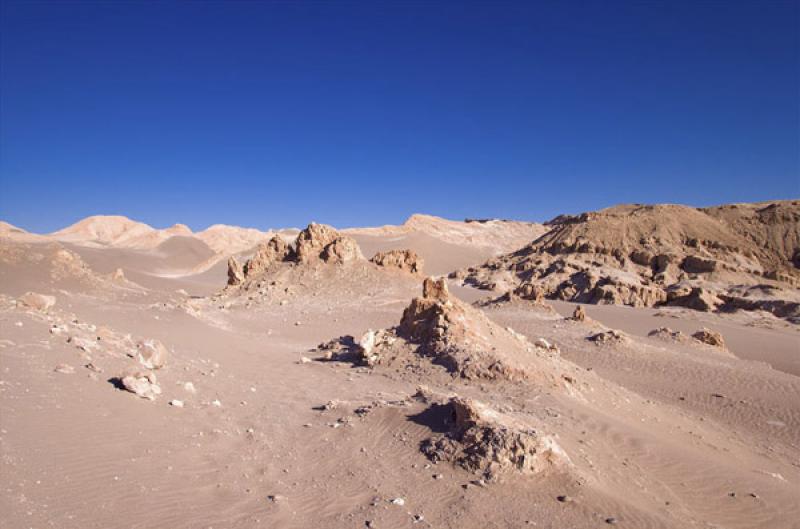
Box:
1, 0, 798, 233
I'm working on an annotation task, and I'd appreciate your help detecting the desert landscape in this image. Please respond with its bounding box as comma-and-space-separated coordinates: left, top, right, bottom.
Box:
1, 200, 798, 528
2, 1, 798, 527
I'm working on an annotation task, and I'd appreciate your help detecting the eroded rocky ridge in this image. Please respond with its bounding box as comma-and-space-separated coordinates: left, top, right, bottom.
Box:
454, 201, 800, 322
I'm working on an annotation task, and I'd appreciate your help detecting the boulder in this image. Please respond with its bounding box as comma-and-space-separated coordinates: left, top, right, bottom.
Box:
571, 305, 586, 321
136, 339, 168, 369
588, 329, 627, 345
681, 256, 718, 273
420, 396, 569, 481
515, 283, 545, 302
18, 292, 56, 312
120, 371, 162, 400
667, 287, 720, 312
692, 328, 726, 348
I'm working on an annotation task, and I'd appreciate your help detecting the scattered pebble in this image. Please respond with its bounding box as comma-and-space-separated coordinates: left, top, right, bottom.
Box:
170, 399, 184, 408
390, 497, 405, 506
54, 364, 75, 374
605, 517, 617, 525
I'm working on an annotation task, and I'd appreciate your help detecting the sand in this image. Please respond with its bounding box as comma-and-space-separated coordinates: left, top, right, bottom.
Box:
1, 208, 798, 529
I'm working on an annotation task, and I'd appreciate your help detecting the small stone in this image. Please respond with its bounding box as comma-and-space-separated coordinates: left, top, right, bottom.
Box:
298, 356, 312, 364
85, 363, 102, 373
183, 382, 197, 393
211, 399, 222, 407
54, 364, 75, 374
605, 517, 617, 525
557, 495, 572, 503
390, 497, 405, 506
169, 399, 184, 408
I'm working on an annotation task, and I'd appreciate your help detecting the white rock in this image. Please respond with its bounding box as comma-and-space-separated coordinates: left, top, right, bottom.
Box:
169, 399, 184, 408
18, 292, 56, 312
121, 372, 162, 400
136, 339, 168, 369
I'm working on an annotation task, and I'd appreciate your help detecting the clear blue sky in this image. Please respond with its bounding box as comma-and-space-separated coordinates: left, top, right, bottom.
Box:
1, 0, 798, 233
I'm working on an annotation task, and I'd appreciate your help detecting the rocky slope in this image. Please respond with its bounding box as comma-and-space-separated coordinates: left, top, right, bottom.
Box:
454, 201, 800, 322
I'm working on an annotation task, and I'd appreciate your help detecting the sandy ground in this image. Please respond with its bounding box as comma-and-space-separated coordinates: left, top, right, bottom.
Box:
1, 226, 798, 529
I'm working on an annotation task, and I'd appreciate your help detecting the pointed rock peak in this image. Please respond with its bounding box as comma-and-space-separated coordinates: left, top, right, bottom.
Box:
422, 277, 449, 302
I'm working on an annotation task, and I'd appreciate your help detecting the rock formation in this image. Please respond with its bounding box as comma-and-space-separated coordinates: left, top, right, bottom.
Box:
692, 328, 726, 349
418, 394, 570, 481
136, 339, 168, 369
370, 249, 423, 274
316, 277, 576, 384
455, 201, 800, 322
226, 223, 364, 287
120, 371, 162, 400
571, 305, 586, 321
17, 292, 56, 312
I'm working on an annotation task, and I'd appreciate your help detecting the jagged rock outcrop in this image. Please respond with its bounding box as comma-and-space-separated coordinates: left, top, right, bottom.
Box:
455, 201, 800, 322
295, 223, 362, 263
225, 223, 364, 287
246, 235, 292, 276
370, 249, 423, 274
227, 256, 245, 286
418, 394, 570, 481
316, 277, 577, 384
